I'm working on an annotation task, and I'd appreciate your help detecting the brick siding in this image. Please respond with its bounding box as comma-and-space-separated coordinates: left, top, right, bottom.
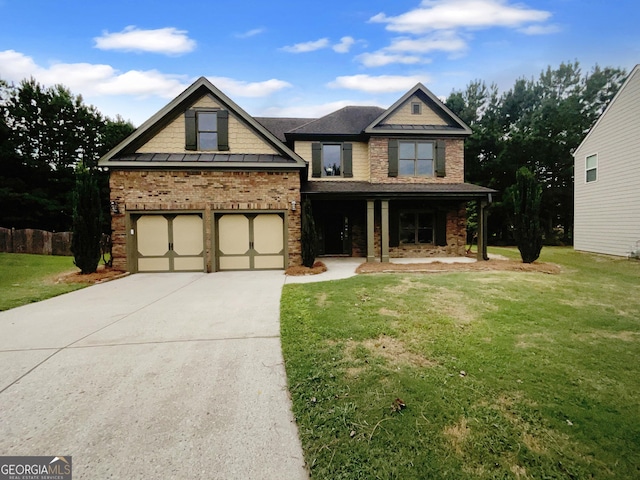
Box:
109, 170, 301, 271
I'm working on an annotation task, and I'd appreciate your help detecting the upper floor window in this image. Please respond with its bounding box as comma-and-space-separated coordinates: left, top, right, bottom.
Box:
185, 109, 229, 151
388, 139, 446, 178
197, 112, 218, 150
399, 141, 434, 176
411, 102, 422, 115
322, 144, 342, 176
586, 154, 597, 183
311, 142, 353, 178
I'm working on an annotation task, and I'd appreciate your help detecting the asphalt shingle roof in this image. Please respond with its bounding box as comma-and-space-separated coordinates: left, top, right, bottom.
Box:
302, 181, 497, 197
254, 117, 315, 142
287, 106, 387, 135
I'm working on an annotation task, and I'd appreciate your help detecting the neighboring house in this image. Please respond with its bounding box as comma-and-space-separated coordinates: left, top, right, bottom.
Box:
99, 77, 495, 272
573, 65, 640, 257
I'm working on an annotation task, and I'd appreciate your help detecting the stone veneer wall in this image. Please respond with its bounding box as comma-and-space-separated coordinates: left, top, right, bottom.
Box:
109, 170, 301, 271
369, 137, 464, 184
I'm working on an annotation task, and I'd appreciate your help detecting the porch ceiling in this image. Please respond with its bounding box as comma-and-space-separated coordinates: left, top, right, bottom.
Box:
302, 181, 497, 200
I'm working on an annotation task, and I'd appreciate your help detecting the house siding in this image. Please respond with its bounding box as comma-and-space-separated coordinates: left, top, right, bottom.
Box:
385, 96, 449, 126
296, 140, 370, 181
137, 95, 278, 155
109, 170, 301, 271
369, 137, 464, 183
574, 67, 640, 256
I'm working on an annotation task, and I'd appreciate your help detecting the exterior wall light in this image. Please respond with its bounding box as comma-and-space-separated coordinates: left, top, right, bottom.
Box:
291, 200, 296, 211
110, 201, 120, 214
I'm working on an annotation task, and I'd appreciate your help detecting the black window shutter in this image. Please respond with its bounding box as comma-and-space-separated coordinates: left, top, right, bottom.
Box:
435, 210, 447, 246
217, 110, 229, 151
185, 110, 197, 150
388, 139, 398, 177
311, 143, 322, 178
342, 143, 353, 178
436, 139, 446, 177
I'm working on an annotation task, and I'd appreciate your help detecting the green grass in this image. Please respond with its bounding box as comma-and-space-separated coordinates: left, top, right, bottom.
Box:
281, 247, 640, 479
0, 253, 86, 311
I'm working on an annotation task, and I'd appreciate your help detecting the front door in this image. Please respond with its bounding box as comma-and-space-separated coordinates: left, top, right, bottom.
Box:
323, 215, 350, 255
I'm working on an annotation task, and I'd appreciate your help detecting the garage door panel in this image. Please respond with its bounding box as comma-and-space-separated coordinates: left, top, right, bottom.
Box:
138, 257, 171, 272
174, 257, 205, 271
219, 256, 251, 270
219, 215, 250, 255
137, 216, 169, 256
135, 213, 204, 272
254, 255, 284, 269
173, 215, 204, 256
253, 214, 284, 255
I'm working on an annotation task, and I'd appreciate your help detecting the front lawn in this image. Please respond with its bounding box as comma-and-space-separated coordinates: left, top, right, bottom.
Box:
281, 248, 640, 479
0, 253, 86, 311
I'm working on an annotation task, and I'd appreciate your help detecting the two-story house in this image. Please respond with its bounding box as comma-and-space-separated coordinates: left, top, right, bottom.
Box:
99, 77, 495, 272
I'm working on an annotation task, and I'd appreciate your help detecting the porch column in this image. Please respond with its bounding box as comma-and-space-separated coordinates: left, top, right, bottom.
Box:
367, 199, 376, 262
381, 199, 389, 262
477, 199, 489, 261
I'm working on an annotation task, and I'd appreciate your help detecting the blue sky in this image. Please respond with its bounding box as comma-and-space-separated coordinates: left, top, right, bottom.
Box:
1, 0, 638, 126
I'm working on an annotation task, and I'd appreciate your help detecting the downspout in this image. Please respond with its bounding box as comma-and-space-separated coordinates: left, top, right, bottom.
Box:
477, 193, 492, 261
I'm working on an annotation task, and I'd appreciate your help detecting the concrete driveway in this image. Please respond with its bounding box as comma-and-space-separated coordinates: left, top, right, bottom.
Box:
0, 271, 308, 479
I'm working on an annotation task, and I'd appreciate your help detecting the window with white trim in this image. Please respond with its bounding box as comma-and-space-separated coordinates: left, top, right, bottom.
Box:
322, 144, 342, 176
197, 111, 218, 150
586, 154, 597, 183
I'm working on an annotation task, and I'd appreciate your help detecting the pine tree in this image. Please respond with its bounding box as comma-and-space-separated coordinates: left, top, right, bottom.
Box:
507, 167, 543, 263
301, 198, 317, 268
71, 166, 102, 274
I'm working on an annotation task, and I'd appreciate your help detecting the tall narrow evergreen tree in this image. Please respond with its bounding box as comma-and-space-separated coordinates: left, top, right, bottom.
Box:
301, 198, 318, 267
507, 167, 543, 263
71, 166, 102, 273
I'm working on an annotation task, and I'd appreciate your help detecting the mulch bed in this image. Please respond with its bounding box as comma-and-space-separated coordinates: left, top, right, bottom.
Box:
56, 266, 129, 284
356, 259, 561, 275
285, 261, 328, 276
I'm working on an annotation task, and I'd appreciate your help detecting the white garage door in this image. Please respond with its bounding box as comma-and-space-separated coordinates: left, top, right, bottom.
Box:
217, 213, 285, 270
134, 213, 204, 272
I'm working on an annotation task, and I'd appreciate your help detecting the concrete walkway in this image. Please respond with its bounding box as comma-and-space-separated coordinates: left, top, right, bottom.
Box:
0, 272, 308, 480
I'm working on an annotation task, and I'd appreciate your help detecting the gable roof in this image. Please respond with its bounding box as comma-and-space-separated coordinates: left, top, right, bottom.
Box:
98, 77, 306, 169
573, 64, 640, 157
364, 83, 472, 136
287, 106, 386, 136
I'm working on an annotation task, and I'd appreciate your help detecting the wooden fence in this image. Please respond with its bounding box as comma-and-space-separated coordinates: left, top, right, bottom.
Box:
0, 227, 72, 255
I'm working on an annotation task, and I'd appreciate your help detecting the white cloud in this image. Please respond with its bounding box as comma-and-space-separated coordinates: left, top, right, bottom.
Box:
333, 36, 356, 53
0, 50, 291, 102
206, 76, 292, 97
281, 38, 330, 53
371, 0, 552, 34
0, 50, 190, 97
94, 26, 196, 55
327, 74, 427, 93
357, 51, 423, 67
235, 28, 266, 39
386, 31, 468, 53
519, 24, 561, 35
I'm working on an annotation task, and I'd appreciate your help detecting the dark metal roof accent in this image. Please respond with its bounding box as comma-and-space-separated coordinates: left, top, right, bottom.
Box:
255, 117, 316, 142
374, 124, 464, 131
302, 181, 497, 198
110, 153, 298, 164
288, 106, 386, 135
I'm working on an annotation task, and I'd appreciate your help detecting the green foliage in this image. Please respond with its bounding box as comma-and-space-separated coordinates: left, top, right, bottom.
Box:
505, 167, 543, 263
281, 248, 640, 479
446, 62, 627, 244
0, 253, 84, 311
71, 167, 102, 274
301, 198, 318, 267
0, 77, 135, 231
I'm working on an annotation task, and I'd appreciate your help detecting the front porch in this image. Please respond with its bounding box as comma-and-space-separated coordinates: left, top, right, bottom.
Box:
303, 181, 496, 263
